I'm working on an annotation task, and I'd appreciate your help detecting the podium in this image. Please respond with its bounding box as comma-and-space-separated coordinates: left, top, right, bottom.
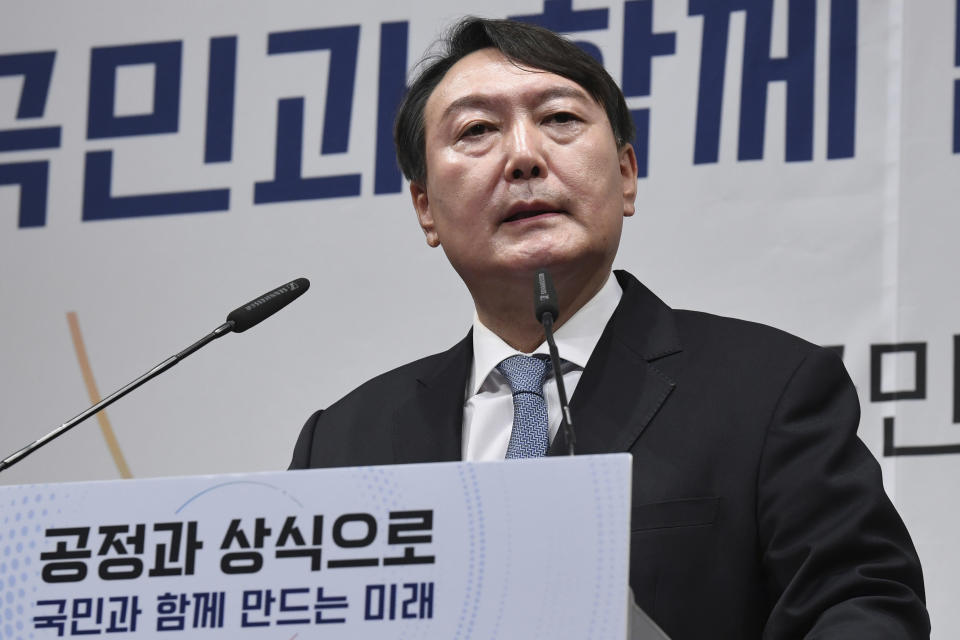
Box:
1, 454, 668, 638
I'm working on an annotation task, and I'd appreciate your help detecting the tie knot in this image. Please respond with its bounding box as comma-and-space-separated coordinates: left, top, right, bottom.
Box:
496, 354, 550, 396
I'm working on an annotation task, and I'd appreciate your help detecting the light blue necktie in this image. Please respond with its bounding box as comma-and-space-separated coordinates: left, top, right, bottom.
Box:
497, 355, 550, 459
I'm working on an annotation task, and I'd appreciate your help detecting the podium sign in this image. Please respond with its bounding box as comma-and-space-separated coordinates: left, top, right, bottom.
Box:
0, 454, 631, 639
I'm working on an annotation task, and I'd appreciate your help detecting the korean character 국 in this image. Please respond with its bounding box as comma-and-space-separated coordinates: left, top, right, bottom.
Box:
275, 515, 323, 571
32, 599, 67, 636
327, 513, 378, 568
156, 592, 190, 631
314, 587, 348, 624
104, 595, 142, 633
149, 521, 203, 577
383, 510, 435, 566
0, 50, 62, 229
97, 524, 146, 580
275, 587, 311, 626
241, 589, 276, 627
221, 517, 271, 574
40, 527, 92, 583
71, 597, 104, 635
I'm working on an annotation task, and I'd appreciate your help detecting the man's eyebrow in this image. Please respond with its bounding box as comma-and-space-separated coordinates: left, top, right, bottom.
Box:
438, 85, 593, 122
439, 95, 498, 122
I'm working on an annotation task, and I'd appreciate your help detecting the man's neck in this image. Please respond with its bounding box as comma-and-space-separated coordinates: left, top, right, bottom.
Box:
471, 267, 613, 353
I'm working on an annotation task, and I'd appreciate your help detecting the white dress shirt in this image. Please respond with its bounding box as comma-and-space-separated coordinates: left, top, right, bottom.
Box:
462, 272, 623, 461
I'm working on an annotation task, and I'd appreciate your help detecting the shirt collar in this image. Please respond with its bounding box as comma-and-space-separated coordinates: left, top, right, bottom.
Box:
468, 271, 623, 396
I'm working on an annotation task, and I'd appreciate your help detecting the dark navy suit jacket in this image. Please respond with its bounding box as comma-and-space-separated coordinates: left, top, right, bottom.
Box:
290, 270, 929, 639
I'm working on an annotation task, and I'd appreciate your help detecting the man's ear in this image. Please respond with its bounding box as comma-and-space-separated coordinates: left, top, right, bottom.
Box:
410, 181, 440, 247
619, 143, 638, 217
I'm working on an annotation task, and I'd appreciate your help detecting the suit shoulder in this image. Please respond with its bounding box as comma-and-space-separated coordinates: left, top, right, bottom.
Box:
673, 308, 822, 358
613, 270, 829, 368
667, 309, 847, 388
320, 334, 470, 421
290, 336, 470, 469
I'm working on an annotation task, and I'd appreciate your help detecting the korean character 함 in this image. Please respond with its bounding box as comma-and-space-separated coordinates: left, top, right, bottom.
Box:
97, 524, 146, 580
327, 513, 378, 569
383, 510, 435, 566
41, 527, 92, 583
241, 589, 276, 627
275, 515, 323, 571
156, 592, 190, 631
32, 599, 67, 636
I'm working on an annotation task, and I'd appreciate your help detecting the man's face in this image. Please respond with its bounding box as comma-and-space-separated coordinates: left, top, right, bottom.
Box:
410, 47, 637, 290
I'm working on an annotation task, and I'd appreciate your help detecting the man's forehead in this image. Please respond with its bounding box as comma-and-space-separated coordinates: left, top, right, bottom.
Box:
424, 48, 595, 121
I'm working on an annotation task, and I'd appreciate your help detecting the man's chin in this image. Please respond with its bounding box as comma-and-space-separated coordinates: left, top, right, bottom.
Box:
495, 249, 600, 280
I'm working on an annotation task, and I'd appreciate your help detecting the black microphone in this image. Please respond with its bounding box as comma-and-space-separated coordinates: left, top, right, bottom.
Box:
227, 278, 309, 333
0, 277, 311, 473
534, 269, 575, 455
534, 269, 559, 324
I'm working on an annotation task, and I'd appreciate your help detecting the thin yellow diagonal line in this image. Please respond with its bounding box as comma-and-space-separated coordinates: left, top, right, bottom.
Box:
66, 312, 133, 479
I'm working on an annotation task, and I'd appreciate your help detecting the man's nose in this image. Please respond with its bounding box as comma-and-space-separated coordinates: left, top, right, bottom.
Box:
503, 120, 545, 181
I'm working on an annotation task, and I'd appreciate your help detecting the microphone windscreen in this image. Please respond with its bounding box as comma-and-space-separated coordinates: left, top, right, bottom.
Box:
534, 269, 559, 323
226, 278, 310, 333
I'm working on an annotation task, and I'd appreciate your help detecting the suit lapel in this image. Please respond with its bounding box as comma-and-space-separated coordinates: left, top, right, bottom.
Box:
392, 333, 472, 464
550, 271, 682, 455
388, 270, 680, 462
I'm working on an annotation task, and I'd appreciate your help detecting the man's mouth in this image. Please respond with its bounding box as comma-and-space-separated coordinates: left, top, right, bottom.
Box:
502, 203, 565, 223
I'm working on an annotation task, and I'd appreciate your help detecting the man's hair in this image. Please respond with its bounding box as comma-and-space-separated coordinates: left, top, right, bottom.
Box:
393, 16, 636, 186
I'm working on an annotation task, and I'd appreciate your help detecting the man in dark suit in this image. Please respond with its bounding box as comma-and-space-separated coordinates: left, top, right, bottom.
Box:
291, 17, 929, 638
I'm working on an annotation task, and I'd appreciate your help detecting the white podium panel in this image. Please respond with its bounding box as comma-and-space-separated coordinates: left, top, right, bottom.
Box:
0, 454, 631, 639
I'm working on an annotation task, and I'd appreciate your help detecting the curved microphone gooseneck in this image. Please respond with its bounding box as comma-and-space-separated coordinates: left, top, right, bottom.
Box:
534, 269, 575, 456
0, 278, 310, 473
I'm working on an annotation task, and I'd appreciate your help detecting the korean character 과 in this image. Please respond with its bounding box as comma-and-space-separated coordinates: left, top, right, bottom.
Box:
149, 521, 203, 577
104, 595, 142, 633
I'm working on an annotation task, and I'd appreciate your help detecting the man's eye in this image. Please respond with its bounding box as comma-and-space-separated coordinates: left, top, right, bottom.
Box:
545, 112, 578, 124
461, 123, 489, 138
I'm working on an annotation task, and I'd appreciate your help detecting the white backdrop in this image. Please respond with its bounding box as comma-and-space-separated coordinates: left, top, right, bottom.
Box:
1, 0, 957, 636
